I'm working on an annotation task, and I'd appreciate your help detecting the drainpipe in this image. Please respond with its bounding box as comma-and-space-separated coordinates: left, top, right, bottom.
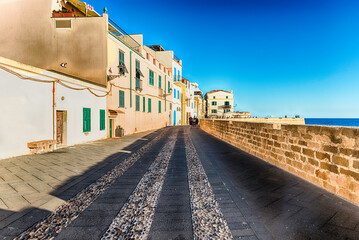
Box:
130, 51, 132, 108
53, 82, 55, 141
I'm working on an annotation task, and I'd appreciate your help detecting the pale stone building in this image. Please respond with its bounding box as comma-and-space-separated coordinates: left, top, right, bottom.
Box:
205, 90, 234, 118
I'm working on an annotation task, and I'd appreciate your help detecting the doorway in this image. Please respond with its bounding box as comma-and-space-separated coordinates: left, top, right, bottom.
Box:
56, 110, 67, 145
109, 119, 113, 138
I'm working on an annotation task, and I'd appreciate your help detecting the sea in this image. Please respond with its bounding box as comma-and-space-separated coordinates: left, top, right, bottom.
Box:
305, 118, 359, 128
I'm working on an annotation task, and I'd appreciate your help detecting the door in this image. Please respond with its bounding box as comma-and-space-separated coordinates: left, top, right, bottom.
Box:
109, 119, 113, 138
56, 111, 64, 144
173, 111, 176, 126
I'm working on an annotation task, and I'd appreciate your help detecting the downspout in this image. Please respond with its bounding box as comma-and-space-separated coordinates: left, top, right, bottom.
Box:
52, 82, 55, 141
130, 51, 132, 108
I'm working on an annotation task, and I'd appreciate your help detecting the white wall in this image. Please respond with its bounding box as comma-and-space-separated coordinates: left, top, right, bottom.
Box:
0, 69, 53, 159
55, 83, 107, 146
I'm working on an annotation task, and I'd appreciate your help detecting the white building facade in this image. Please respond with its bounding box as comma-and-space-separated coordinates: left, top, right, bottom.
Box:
205, 89, 234, 118
0, 57, 107, 159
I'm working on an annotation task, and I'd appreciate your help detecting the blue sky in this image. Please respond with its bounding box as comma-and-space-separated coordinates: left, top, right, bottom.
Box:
87, 0, 359, 117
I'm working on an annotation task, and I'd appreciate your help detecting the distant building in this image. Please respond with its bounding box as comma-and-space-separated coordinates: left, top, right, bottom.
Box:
233, 111, 251, 118
205, 90, 234, 118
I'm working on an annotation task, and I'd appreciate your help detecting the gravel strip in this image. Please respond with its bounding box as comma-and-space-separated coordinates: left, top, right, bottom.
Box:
185, 130, 233, 240
15, 129, 169, 240
101, 130, 178, 240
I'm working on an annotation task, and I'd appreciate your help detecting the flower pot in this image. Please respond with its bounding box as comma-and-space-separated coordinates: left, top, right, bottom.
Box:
52, 13, 62, 17
115, 128, 125, 137
62, 12, 74, 17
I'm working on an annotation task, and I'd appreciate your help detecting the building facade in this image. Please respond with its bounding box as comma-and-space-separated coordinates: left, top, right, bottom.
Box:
205, 90, 234, 118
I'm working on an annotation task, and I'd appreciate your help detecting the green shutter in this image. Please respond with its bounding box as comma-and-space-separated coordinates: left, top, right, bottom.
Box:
83, 108, 91, 132
119, 51, 124, 65
136, 95, 140, 111
148, 98, 152, 113
100, 109, 105, 130
119, 90, 125, 108
158, 101, 161, 113
168, 81, 170, 93
149, 70, 154, 86
159, 75, 162, 88
136, 60, 140, 70
143, 97, 145, 112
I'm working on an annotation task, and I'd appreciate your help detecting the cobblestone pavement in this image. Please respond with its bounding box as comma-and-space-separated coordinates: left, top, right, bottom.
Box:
0, 126, 359, 239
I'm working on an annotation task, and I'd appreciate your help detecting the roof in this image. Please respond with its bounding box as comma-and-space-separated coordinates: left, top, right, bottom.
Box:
66, 0, 99, 17
207, 89, 231, 94
147, 45, 166, 52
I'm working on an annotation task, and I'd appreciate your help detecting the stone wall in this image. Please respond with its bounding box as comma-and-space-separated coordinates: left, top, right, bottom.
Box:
232, 117, 305, 125
200, 119, 359, 205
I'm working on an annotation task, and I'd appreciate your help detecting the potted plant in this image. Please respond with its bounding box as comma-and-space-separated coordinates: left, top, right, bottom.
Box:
52, 9, 75, 17
115, 125, 125, 137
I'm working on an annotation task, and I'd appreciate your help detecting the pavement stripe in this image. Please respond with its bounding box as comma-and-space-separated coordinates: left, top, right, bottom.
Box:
15, 128, 169, 240
101, 130, 178, 240
184, 129, 233, 239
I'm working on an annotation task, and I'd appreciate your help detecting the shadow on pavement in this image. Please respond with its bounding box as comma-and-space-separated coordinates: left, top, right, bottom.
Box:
0, 129, 163, 239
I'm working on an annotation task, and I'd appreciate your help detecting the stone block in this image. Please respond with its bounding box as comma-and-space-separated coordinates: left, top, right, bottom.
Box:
339, 148, 353, 156
320, 162, 339, 174
315, 151, 330, 161
332, 156, 349, 168
291, 145, 301, 153
308, 158, 319, 166
323, 145, 339, 154
303, 148, 314, 158
340, 168, 359, 182
298, 140, 307, 146
353, 161, 359, 169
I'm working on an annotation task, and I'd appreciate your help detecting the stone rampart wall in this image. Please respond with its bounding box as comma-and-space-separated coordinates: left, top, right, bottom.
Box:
200, 119, 359, 205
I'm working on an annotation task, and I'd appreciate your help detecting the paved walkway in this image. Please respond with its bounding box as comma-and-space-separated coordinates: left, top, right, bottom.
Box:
0, 126, 358, 239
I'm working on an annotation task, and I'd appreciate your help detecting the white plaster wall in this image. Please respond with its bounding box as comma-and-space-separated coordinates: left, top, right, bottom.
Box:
55, 83, 107, 146
0, 69, 53, 159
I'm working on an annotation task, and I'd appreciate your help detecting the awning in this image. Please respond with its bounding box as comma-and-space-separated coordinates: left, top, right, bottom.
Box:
108, 109, 125, 116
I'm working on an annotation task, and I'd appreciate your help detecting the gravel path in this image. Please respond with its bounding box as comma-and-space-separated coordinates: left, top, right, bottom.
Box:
184, 129, 233, 240
14, 129, 169, 240
101, 130, 178, 240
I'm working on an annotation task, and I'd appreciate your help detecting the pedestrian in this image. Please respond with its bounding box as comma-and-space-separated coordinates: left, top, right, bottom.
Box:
195, 117, 199, 127
189, 117, 193, 127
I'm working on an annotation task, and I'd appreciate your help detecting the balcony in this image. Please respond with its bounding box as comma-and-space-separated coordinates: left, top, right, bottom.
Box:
222, 105, 232, 109
135, 78, 143, 91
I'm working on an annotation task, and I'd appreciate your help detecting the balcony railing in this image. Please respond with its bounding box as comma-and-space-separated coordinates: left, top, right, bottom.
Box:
222, 105, 232, 109
108, 18, 142, 54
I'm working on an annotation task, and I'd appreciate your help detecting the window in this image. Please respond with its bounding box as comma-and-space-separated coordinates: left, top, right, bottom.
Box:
177, 90, 180, 99
174, 67, 177, 81
100, 109, 105, 130
83, 108, 91, 132
225, 101, 230, 106
148, 98, 152, 113
212, 101, 217, 106
168, 81, 170, 93
192, 103, 193, 109
213, 96, 216, 99
149, 70, 154, 86
226, 96, 229, 99
178, 70, 180, 81
136, 60, 144, 90
55, 19, 71, 28
143, 97, 146, 112
174, 89, 176, 98
118, 51, 127, 75
224, 109, 231, 113
158, 101, 161, 113
119, 90, 125, 108
136, 95, 140, 111
159, 75, 162, 88
211, 109, 217, 113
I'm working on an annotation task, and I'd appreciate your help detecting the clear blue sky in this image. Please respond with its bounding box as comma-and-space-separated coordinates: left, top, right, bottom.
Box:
87, 0, 359, 118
